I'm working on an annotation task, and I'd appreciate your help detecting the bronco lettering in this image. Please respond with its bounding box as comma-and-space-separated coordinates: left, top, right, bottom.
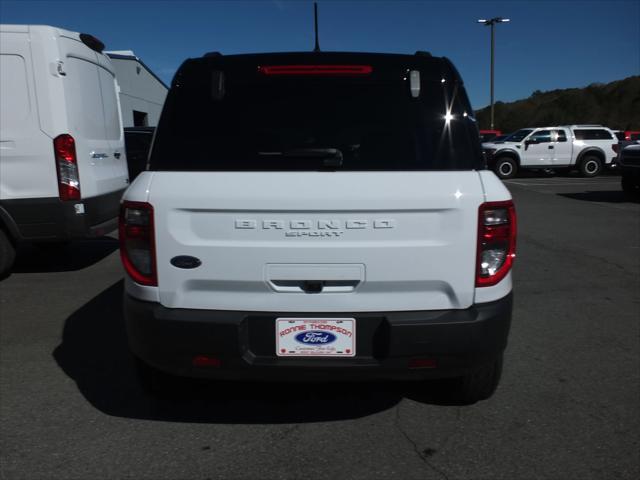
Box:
235, 218, 396, 232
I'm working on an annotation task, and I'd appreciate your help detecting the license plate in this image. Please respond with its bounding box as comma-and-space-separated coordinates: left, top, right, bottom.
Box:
276, 318, 356, 357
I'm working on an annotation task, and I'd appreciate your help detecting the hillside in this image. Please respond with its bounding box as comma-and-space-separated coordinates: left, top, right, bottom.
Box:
475, 76, 640, 133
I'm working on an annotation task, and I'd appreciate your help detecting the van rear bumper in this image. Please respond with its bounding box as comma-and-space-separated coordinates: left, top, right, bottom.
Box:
0, 189, 124, 241
125, 293, 513, 381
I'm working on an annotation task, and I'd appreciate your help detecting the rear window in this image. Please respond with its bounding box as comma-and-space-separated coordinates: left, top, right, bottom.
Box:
574, 129, 614, 140
149, 56, 483, 171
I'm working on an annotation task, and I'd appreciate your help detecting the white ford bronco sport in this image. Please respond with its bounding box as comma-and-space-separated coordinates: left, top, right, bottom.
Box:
120, 52, 517, 404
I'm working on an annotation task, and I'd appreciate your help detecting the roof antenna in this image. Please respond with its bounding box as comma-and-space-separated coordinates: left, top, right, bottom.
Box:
313, 2, 321, 52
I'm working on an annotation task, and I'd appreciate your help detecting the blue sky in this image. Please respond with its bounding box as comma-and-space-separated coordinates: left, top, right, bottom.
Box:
1, 0, 638, 109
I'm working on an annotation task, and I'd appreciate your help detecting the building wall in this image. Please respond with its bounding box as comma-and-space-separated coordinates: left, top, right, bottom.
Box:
108, 56, 167, 127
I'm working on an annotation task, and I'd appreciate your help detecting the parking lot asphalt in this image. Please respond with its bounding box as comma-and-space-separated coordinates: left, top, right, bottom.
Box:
1, 174, 638, 480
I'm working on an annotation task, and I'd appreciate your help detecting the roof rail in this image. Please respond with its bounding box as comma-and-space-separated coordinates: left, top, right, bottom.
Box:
571, 124, 603, 128
415, 50, 432, 57
203, 51, 222, 58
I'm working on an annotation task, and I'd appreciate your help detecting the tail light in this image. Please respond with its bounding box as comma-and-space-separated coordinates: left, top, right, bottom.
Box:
258, 65, 373, 76
54, 134, 80, 201
476, 200, 517, 287
119, 201, 157, 286
612, 144, 619, 153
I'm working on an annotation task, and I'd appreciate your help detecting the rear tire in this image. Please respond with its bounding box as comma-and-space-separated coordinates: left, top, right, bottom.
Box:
0, 229, 16, 280
494, 157, 517, 180
445, 355, 503, 405
579, 155, 602, 177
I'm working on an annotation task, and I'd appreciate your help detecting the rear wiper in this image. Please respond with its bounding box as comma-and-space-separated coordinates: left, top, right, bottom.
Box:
258, 148, 343, 168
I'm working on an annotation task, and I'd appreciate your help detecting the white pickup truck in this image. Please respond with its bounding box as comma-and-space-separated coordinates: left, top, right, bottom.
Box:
120, 51, 517, 404
483, 125, 618, 179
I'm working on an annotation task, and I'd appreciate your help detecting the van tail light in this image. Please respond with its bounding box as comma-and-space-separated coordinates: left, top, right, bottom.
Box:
258, 65, 373, 76
119, 201, 157, 286
54, 134, 80, 201
476, 200, 517, 287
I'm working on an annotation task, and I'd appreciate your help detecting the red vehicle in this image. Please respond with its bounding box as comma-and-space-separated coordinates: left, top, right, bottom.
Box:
624, 131, 640, 141
479, 129, 502, 142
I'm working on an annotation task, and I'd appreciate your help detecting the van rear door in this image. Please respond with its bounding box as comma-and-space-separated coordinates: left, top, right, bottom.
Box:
96, 52, 129, 187
58, 34, 127, 199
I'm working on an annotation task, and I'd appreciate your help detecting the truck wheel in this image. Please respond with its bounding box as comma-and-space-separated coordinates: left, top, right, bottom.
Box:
579, 155, 602, 177
446, 355, 503, 405
0, 229, 16, 280
494, 158, 517, 180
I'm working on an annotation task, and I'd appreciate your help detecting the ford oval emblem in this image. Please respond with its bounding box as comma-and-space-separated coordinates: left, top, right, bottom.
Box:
295, 331, 337, 345
170, 255, 202, 269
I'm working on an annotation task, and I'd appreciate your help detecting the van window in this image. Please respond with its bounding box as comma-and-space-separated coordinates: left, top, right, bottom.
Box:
97, 66, 122, 140
66, 57, 106, 140
149, 57, 483, 171
0, 54, 31, 130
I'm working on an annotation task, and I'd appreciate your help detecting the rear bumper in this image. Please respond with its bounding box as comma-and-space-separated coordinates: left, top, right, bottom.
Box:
0, 189, 124, 241
125, 293, 513, 381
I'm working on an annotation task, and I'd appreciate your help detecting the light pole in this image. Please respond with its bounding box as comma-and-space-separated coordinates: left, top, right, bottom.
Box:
477, 17, 510, 130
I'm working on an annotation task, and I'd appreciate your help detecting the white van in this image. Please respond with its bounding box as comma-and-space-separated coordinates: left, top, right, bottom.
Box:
0, 25, 129, 276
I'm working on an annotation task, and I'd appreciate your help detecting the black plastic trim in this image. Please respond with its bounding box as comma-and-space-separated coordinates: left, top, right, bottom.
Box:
124, 293, 513, 381
0, 189, 125, 241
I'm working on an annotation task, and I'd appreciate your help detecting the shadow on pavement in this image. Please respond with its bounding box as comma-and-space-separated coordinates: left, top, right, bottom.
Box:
55, 281, 461, 423
12, 237, 119, 274
558, 190, 639, 204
